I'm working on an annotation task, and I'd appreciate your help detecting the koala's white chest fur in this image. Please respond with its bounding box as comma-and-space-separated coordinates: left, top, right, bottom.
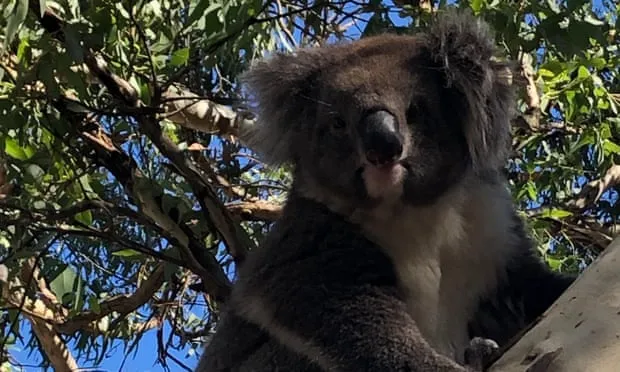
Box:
356, 179, 515, 362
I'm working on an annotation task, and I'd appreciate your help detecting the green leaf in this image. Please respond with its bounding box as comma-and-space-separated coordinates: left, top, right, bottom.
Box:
38, 0, 46, 18
537, 68, 555, 78
470, 0, 483, 14
112, 249, 142, 257
151, 32, 172, 53
187, 1, 221, 28
89, 297, 101, 314
140, 82, 152, 105
584, 14, 605, 27
546, 257, 562, 271
170, 48, 190, 67
79, 174, 94, 194
23, 144, 35, 159
16, 36, 29, 62
593, 86, 606, 98
128, 75, 142, 99
3, 0, 28, 53
0, 236, 10, 250
4, 137, 28, 160
25, 164, 45, 182
540, 60, 567, 76
603, 140, 620, 155
526, 181, 538, 201
576, 65, 590, 80
74, 210, 93, 226
114, 2, 130, 19
65, 68, 89, 98
541, 209, 573, 219
50, 266, 78, 305
597, 98, 610, 110
546, 0, 561, 13
589, 57, 607, 70
564, 90, 576, 120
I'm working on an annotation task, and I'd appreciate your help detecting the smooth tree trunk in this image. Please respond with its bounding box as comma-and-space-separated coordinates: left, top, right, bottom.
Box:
488, 238, 620, 372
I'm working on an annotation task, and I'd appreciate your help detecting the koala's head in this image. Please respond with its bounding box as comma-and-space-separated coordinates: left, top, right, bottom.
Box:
241, 10, 515, 210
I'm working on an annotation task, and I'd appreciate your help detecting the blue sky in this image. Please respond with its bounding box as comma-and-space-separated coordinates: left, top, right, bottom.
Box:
8, 0, 616, 370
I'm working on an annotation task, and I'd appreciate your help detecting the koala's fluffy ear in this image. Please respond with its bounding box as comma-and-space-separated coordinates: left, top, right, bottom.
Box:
240, 49, 323, 166
424, 10, 516, 171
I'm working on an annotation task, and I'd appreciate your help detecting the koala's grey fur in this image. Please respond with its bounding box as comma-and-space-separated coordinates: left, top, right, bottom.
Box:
196, 10, 574, 372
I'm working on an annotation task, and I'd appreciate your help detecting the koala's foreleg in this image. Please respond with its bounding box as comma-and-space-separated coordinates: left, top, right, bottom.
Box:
236, 285, 471, 372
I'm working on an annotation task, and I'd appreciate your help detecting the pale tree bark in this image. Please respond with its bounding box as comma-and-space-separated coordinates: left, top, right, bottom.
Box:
27, 317, 79, 372
12, 258, 78, 372
162, 85, 256, 138
568, 164, 620, 210
489, 238, 620, 372
0, 256, 165, 370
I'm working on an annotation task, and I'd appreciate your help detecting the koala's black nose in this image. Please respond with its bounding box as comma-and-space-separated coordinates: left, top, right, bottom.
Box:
360, 110, 404, 166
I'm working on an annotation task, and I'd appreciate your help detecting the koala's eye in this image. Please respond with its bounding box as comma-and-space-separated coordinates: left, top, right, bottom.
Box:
332, 117, 347, 130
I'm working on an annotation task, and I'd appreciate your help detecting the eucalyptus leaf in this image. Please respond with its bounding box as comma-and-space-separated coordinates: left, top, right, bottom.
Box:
170, 47, 190, 67
2, 0, 27, 53
4, 137, 29, 160
112, 249, 142, 257
50, 266, 78, 306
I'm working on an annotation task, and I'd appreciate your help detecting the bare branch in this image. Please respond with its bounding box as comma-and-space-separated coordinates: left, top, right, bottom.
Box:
161, 85, 255, 138
19, 257, 78, 371
27, 317, 79, 372
226, 200, 282, 222
513, 53, 542, 132
568, 164, 620, 210
3, 257, 166, 337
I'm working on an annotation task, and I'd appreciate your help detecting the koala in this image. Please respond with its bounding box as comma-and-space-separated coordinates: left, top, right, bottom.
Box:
196, 10, 575, 372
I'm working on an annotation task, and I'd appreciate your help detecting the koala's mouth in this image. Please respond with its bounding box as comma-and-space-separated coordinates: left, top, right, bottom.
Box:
360, 161, 407, 200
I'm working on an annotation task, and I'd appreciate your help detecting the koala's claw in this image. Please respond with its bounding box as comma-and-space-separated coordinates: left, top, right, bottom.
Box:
464, 337, 500, 372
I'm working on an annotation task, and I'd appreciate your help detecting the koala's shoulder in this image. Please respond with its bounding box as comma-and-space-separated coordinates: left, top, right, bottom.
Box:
235, 197, 399, 292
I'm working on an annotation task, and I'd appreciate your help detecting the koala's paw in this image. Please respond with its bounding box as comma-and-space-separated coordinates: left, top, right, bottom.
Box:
463, 337, 500, 371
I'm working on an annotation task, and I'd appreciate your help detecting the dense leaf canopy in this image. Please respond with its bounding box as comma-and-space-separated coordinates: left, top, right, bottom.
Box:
0, 0, 618, 370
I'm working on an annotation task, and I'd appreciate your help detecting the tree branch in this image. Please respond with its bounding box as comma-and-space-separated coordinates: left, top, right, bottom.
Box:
226, 200, 282, 222
161, 85, 255, 137
50, 100, 232, 300
489, 238, 620, 372
26, 317, 78, 372
568, 164, 620, 210
28, 0, 254, 269
19, 258, 78, 372
56, 263, 165, 333
2, 258, 166, 337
